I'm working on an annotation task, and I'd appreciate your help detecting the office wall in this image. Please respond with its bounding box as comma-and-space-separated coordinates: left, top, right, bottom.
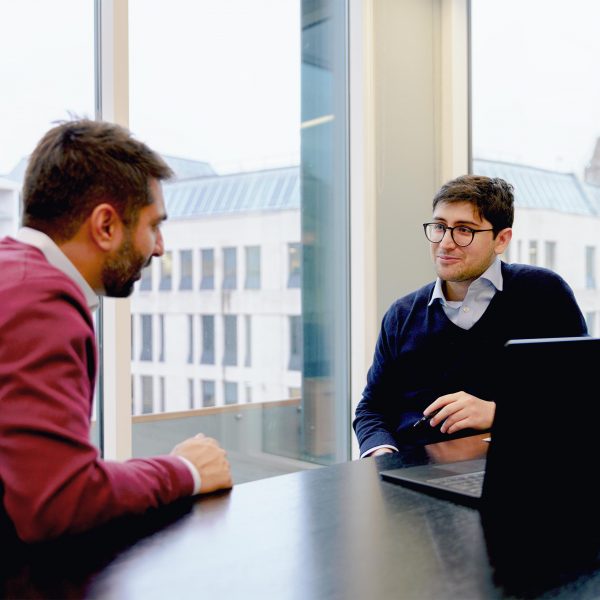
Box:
349, 0, 469, 457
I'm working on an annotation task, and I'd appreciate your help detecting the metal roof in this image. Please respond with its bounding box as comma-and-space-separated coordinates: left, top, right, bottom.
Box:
163, 165, 300, 219
473, 159, 598, 216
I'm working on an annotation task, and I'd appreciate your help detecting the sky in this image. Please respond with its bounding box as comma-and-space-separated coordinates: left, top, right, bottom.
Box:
1, 0, 600, 179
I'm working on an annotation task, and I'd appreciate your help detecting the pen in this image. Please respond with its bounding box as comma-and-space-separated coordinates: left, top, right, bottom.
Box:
413, 409, 441, 428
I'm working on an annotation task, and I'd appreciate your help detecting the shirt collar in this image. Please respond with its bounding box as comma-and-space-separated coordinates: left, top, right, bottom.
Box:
428, 257, 504, 306
15, 227, 99, 312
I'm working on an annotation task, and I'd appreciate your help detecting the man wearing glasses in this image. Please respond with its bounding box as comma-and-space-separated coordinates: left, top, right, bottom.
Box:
354, 174, 587, 457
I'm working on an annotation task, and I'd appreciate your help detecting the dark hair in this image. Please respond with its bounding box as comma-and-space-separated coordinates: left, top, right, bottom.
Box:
432, 174, 514, 232
22, 119, 173, 241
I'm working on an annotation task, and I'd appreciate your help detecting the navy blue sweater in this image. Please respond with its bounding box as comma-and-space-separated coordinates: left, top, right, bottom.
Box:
353, 262, 587, 455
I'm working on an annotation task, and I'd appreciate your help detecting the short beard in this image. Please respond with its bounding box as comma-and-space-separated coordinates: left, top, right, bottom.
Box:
101, 232, 147, 298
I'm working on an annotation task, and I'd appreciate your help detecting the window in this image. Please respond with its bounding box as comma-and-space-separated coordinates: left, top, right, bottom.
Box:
224, 381, 238, 405
586, 312, 596, 336
289, 315, 302, 371
140, 314, 153, 361
202, 380, 216, 408
188, 378, 195, 409
179, 249, 193, 290
245, 384, 252, 403
130, 315, 135, 360
223, 315, 237, 366
528, 241, 538, 266
158, 314, 165, 362
245, 315, 252, 367
200, 249, 214, 289
544, 241, 556, 271
159, 251, 173, 291
159, 377, 166, 412
245, 246, 261, 289
586, 246, 596, 290
140, 265, 152, 291
472, 0, 600, 348
223, 247, 237, 290
187, 314, 194, 364
200, 315, 215, 365
141, 376, 153, 414
287, 243, 301, 288
129, 0, 351, 475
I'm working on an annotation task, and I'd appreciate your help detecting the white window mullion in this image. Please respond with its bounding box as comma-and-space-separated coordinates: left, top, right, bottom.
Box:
97, 0, 131, 460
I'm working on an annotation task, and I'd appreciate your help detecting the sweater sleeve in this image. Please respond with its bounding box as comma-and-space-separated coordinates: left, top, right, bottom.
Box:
0, 281, 194, 543
353, 307, 401, 455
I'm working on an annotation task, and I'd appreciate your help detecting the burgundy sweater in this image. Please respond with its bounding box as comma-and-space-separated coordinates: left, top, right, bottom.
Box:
0, 237, 193, 542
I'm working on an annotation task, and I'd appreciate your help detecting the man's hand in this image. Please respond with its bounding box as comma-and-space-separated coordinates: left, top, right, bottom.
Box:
426, 392, 495, 435
171, 434, 233, 494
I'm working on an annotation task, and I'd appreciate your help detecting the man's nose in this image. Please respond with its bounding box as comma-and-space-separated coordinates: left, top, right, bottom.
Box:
439, 228, 456, 248
153, 229, 164, 257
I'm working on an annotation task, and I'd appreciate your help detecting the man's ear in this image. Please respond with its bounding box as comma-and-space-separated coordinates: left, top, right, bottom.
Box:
88, 203, 123, 251
494, 227, 512, 255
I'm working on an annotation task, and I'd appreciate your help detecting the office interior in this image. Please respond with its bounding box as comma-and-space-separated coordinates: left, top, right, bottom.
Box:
1, 0, 600, 482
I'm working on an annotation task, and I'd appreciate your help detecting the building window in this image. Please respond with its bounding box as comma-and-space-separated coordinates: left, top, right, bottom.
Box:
544, 241, 556, 271
200, 249, 214, 289
223, 315, 237, 366
586, 312, 596, 336
586, 246, 596, 290
245, 384, 252, 403
287, 243, 301, 288
159, 376, 166, 412
187, 314, 194, 364
202, 380, 216, 408
158, 314, 165, 362
179, 249, 193, 290
200, 315, 215, 365
223, 247, 237, 289
139, 265, 152, 291
244, 246, 261, 289
141, 376, 153, 414
159, 251, 173, 291
224, 381, 238, 405
130, 314, 135, 360
188, 378, 195, 410
528, 241, 538, 266
245, 315, 252, 367
140, 314, 153, 361
289, 315, 302, 371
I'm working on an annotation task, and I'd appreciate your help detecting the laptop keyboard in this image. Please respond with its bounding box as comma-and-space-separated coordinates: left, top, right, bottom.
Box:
427, 471, 485, 496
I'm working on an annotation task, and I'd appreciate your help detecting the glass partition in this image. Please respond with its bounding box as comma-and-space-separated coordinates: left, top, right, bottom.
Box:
129, 0, 350, 482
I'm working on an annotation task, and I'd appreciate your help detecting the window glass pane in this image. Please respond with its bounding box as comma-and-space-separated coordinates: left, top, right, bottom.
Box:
200, 248, 214, 289
471, 0, 600, 326
140, 314, 153, 361
544, 241, 556, 271
223, 315, 238, 366
141, 376, 154, 414
159, 251, 173, 291
129, 0, 349, 481
224, 381, 238, 405
202, 380, 216, 407
245, 246, 261, 289
201, 315, 215, 365
179, 249, 193, 290
139, 264, 152, 291
0, 1, 97, 446
222, 247, 237, 290
287, 242, 301, 288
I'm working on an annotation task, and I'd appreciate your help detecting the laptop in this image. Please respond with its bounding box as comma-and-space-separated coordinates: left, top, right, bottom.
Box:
380, 336, 600, 510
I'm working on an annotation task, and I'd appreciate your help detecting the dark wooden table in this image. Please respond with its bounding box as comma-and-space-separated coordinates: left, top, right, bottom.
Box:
2, 434, 599, 599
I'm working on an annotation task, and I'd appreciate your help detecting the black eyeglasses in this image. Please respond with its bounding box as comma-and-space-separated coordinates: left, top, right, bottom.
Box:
423, 222, 494, 247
